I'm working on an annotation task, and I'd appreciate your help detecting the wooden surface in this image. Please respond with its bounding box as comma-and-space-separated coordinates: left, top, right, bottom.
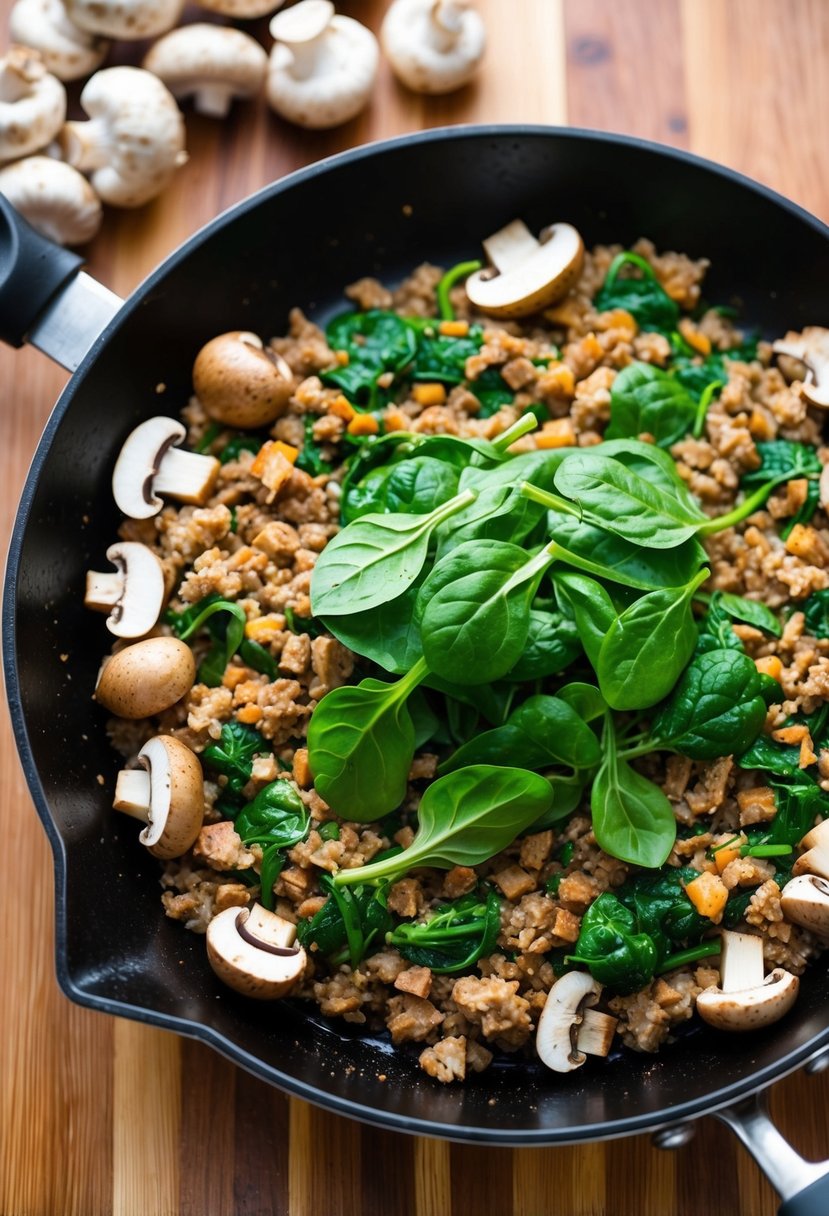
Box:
3, 1, 829, 1212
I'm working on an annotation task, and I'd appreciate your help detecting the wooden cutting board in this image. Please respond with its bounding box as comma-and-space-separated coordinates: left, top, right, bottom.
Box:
3, 2, 829, 1212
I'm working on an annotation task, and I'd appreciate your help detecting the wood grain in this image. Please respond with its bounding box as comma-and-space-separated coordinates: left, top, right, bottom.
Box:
2, 2, 829, 1213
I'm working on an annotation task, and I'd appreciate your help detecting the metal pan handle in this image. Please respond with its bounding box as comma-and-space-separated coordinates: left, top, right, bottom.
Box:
716, 1089, 829, 1216
0, 194, 121, 370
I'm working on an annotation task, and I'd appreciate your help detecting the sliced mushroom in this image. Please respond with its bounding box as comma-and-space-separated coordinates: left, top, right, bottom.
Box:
465, 219, 584, 319
381, 0, 486, 95
206, 903, 306, 999
780, 874, 829, 938
696, 928, 798, 1032
266, 0, 379, 130
793, 817, 829, 879
112, 416, 220, 519
55, 66, 187, 207
94, 635, 196, 718
63, 0, 183, 40
113, 734, 203, 858
143, 25, 268, 119
0, 46, 66, 165
192, 331, 294, 427
85, 541, 166, 638
9, 0, 109, 82
535, 971, 617, 1073
772, 328, 829, 409
0, 155, 101, 246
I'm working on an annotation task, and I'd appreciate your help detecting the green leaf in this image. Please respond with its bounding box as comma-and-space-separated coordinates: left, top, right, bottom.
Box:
591, 738, 676, 869
550, 514, 706, 592
606, 363, 697, 447
800, 589, 829, 640
322, 310, 417, 406
388, 890, 501, 974
333, 765, 554, 885
552, 572, 616, 669
234, 780, 309, 848
593, 251, 680, 332
322, 575, 424, 675
438, 694, 601, 775
502, 607, 582, 680
653, 649, 768, 759
556, 682, 607, 722
717, 592, 782, 637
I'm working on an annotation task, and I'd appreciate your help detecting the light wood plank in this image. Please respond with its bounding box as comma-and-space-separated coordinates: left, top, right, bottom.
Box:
414, 1135, 452, 1216
112, 1020, 181, 1216
513, 1142, 605, 1216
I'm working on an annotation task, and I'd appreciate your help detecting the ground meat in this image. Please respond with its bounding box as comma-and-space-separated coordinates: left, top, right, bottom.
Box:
451, 977, 532, 1049
609, 969, 700, 1052
419, 1036, 467, 1083
309, 636, 353, 699
193, 822, 256, 871
395, 966, 433, 999
386, 994, 445, 1044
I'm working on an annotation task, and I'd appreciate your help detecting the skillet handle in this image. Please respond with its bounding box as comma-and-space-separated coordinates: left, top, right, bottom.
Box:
0, 194, 122, 370
716, 1091, 829, 1215
0, 193, 82, 347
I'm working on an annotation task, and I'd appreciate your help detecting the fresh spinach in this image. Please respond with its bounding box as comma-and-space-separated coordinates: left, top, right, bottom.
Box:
503, 607, 582, 680
651, 649, 768, 759
590, 715, 676, 867
437, 694, 601, 775
203, 721, 267, 808
322, 310, 417, 406
234, 780, 309, 848
802, 589, 829, 639
714, 591, 781, 637
593, 251, 680, 332
606, 362, 698, 447
388, 890, 501, 974
296, 873, 393, 968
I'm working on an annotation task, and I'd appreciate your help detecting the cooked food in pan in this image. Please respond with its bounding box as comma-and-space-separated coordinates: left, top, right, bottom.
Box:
89, 218, 829, 1083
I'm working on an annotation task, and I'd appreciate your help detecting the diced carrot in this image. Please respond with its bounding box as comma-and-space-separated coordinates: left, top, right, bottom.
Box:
536, 418, 577, 449
772, 724, 808, 745
293, 747, 312, 789
329, 395, 356, 422
785, 523, 828, 564
272, 440, 298, 464
335, 350, 349, 366
412, 382, 447, 406
800, 734, 818, 768
347, 414, 379, 436
755, 655, 783, 682
438, 320, 470, 338
383, 409, 409, 433
714, 838, 744, 874
538, 362, 576, 398
245, 615, 281, 640
684, 870, 729, 922
678, 317, 712, 356
236, 704, 263, 724
543, 301, 583, 328
222, 665, 252, 690
748, 408, 775, 441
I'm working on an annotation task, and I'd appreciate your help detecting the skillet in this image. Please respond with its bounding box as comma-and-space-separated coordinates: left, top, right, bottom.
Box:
3, 125, 829, 1213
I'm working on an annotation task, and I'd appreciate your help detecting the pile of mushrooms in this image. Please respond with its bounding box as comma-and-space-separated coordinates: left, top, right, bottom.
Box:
0, 0, 489, 245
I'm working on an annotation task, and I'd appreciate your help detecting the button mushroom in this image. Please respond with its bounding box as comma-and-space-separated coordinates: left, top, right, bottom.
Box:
535, 971, 618, 1073
381, 0, 486, 95
780, 874, 829, 938
113, 734, 204, 859
143, 25, 268, 119
207, 903, 307, 999
85, 541, 166, 638
792, 816, 829, 879
772, 328, 829, 409
192, 331, 294, 428
465, 219, 585, 319
0, 155, 101, 246
266, 0, 379, 130
55, 66, 187, 208
95, 635, 196, 718
9, 0, 109, 82
63, 0, 183, 40
0, 46, 66, 165
196, 0, 285, 18
696, 929, 799, 1032
112, 416, 220, 520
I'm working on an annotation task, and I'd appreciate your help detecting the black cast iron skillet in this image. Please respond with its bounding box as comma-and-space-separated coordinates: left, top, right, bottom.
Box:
4, 126, 829, 1214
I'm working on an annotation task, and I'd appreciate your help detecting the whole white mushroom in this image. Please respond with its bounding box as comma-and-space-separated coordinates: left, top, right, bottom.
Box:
64, 0, 183, 40
195, 0, 285, 19
55, 66, 187, 207
0, 46, 66, 165
9, 0, 109, 82
143, 25, 268, 119
266, 0, 378, 129
381, 0, 486, 94
0, 155, 101, 245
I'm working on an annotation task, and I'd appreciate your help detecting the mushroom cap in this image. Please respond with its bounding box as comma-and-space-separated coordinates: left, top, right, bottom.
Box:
0, 47, 67, 164
195, 0, 285, 19
799, 816, 829, 852
94, 635, 196, 718
9, 0, 109, 82
143, 25, 268, 118
58, 66, 187, 207
193, 331, 294, 427
207, 904, 307, 999
696, 968, 799, 1032
780, 874, 829, 938
381, 0, 486, 95
266, 2, 379, 129
63, 0, 183, 40
137, 734, 204, 858
87, 541, 166, 637
466, 220, 584, 319
0, 155, 101, 246
535, 970, 603, 1072
772, 328, 829, 409
112, 415, 186, 518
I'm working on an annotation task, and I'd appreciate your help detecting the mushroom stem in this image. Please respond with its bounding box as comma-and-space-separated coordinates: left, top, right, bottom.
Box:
719, 929, 764, 992
153, 446, 220, 502
272, 0, 333, 81
577, 1008, 617, 1058
0, 58, 31, 102
429, 0, 463, 51
85, 570, 122, 609
483, 219, 542, 275
113, 768, 151, 823
58, 116, 109, 170
192, 83, 235, 118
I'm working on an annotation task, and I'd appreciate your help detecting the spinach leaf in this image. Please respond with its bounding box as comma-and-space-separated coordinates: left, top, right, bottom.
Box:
333, 765, 554, 885
295, 415, 333, 478
219, 434, 264, 464
556, 682, 607, 722
203, 721, 267, 809
310, 488, 475, 616
741, 440, 821, 490
381, 456, 461, 514
591, 717, 675, 868
167, 594, 247, 687
306, 660, 427, 821
553, 572, 616, 668
567, 892, 660, 993
531, 770, 590, 830
652, 649, 768, 759
417, 540, 550, 685
234, 780, 309, 848
549, 514, 706, 592
438, 694, 601, 775
296, 874, 393, 968
716, 591, 782, 637
322, 310, 417, 406
412, 326, 483, 383
471, 366, 515, 416
801, 589, 829, 639
322, 577, 424, 675
596, 571, 707, 711
671, 337, 759, 396
424, 675, 516, 728
606, 362, 698, 447
769, 781, 828, 847
695, 591, 744, 654
593, 251, 680, 332
503, 607, 582, 680
388, 890, 501, 974
737, 733, 801, 777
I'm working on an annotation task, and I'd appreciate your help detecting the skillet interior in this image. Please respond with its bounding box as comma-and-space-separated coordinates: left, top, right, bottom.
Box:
7, 126, 829, 1143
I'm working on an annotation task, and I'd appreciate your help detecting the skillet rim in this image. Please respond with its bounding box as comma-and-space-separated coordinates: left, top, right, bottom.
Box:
6, 122, 829, 1145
